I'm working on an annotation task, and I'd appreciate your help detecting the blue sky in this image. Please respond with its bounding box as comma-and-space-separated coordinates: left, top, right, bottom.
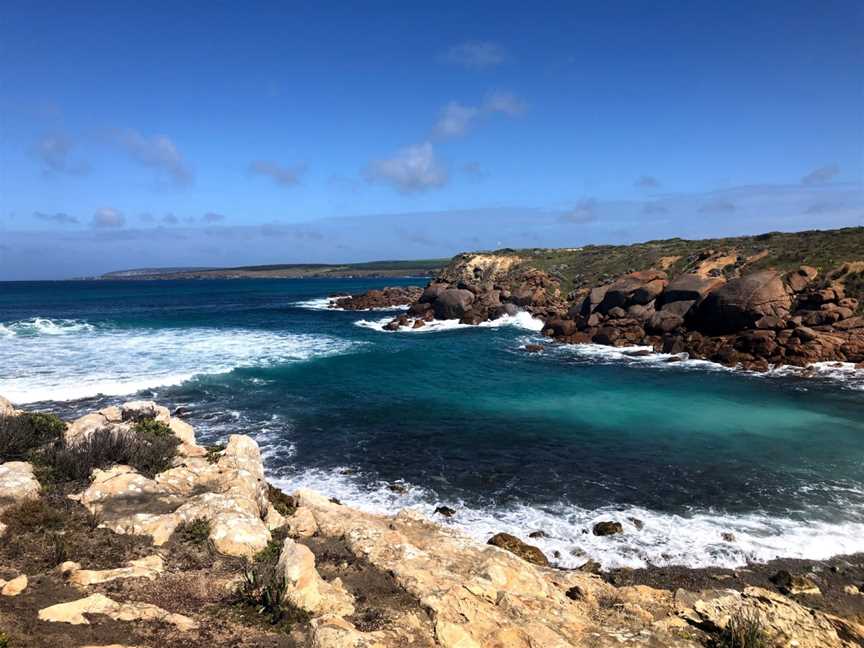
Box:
1, 1, 862, 279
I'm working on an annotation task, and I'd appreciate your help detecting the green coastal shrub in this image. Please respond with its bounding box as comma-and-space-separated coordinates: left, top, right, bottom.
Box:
39, 417, 179, 484
0, 412, 65, 462
174, 517, 212, 546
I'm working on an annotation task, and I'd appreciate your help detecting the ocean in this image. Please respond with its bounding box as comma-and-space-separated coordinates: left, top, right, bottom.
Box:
2, 278, 864, 570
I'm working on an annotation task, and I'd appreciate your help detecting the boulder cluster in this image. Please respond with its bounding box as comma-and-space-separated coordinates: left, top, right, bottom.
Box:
329, 286, 423, 311
383, 254, 565, 330
544, 266, 864, 371
369, 250, 863, 371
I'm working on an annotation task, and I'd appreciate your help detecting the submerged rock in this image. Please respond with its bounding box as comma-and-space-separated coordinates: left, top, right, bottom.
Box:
434, 505, 456, 518
592, 521, 624, 536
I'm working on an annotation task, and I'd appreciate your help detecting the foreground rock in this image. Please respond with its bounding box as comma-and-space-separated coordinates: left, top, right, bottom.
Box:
0, 460, 41, 537
70, 403, 275, 557
38, 592, 198, 630
4, 396, 863, 646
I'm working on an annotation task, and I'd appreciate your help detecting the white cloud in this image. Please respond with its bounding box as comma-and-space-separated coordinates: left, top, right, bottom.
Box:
365, 142, 448, 193
483, 91, 526, 116
801, 164, 839, 185
203, 212, 226, 223
248, 160, 306, 186
433, 92, 526, 139
444, 41, 507, 69
109, 129, 192, 186
434, 102, 480, 137
37, 133, 90, 175
91, 208, 125, 228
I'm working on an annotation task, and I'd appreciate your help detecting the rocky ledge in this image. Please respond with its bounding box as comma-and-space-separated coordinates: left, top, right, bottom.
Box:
3, 395, 864, 646
379, 247, 864, 371
329, 286, 423, 311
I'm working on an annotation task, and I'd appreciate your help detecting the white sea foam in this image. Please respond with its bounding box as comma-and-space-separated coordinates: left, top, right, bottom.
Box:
272, 467, 864, 569
292, 296, 344, 311
0, 319, 358, 403
293, 295, 409, 312
0, 317, 96, 337
525, 340, 864, 390
355, 311, 545, 334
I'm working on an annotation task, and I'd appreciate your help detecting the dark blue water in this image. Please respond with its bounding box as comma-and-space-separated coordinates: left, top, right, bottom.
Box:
2, 279, 864, 568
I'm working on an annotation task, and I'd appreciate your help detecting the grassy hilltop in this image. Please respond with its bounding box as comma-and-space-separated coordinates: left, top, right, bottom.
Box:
487, 227, 864, 296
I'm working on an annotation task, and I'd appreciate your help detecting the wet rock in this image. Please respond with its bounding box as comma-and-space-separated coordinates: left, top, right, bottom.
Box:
721, 532, 736, 542
523, 344, 544, 353
434, 505, 456, 518
578, 559, 602, 574
487, 532, 549, 567
387, 483, 409, 494
627, 517, 644, 530
593, 521, 624, 536
528, 530, 548, 539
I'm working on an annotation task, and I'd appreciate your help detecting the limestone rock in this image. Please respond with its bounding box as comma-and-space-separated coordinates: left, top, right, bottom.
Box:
1, 574, 28, 596
62, 555, 164, 587
277, 537, 355, 617
38, 592, 197, 631
286, 506, 318, 538
0, 394, 17, 416
0, 461, 41, 516
77, 435, 272, 556
683, 586, 852, 648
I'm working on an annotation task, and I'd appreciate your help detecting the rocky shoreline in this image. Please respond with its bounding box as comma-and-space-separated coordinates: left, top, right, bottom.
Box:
375, 247, 864, 373
3, 394, 864, 646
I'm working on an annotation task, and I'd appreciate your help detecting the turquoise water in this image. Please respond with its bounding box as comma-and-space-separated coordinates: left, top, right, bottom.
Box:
2, 278, 864, 568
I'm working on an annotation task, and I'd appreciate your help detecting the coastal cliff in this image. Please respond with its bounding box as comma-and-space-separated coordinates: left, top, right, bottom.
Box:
379, 227, 864, 371
3, 396, 864, 647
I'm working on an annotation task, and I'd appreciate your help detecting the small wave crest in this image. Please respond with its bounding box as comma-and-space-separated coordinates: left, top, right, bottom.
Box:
272, 467, 864, 569
541, 342, 864, 389
355, 311, 545, 334
0, 317, 96, 337
0, 322, 359, 403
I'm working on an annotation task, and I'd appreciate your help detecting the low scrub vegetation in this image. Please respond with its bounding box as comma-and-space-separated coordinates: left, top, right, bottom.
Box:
35, 418, 178, 485
267, 483, 297, 517
0, 412, 65, 462
714, 610, 768, 648
0, 491, 150, 572
232, 527, 308, 630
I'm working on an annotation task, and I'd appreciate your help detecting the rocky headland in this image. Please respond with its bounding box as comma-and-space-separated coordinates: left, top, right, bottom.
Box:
2, 394, 864, 647
379, 227, 864, 372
